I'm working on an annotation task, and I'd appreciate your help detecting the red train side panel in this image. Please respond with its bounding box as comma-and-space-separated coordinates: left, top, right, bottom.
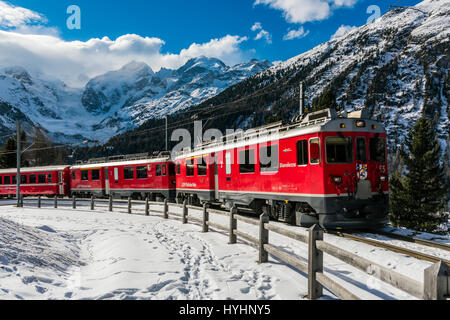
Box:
0, 166, 71, 197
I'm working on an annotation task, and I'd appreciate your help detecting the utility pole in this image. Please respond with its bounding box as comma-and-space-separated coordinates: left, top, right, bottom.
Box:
16, 121, 21, 208
299, 81, 304, 117
165, 115, 168, 151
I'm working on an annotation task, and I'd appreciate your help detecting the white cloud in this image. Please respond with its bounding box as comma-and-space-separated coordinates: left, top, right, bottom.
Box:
251, 22, 262, 31
0, 31, 249, 87
254, 0, 359, 24
330, 25, 357, 40
255, 30, 272, 44
0, 1, 46, 28
250, 22, 272, 44
283, 27, 310, 40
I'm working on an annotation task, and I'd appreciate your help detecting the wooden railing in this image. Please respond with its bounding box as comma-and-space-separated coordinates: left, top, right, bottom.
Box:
17, 195, 450, 300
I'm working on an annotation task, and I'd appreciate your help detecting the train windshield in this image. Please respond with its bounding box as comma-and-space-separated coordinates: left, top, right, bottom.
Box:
326, 136, 353, 163
369, 137, 386, 163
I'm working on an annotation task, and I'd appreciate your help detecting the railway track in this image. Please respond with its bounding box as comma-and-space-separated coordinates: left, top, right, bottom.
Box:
326, 230, 450, 266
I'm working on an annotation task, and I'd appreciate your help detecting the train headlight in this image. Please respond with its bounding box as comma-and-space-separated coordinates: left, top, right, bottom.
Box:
380, 175, 388, 182
355, 120, 366, 128
331, 176, 342, 184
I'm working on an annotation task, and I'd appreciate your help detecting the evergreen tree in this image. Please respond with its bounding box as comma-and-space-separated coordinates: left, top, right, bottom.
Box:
0, 131, 27, 169
311, 89, 338, 112
389, 116, 448, 233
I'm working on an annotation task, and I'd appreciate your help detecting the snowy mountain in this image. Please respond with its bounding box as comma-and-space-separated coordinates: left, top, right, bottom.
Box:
0, 57, 272, 142
82, 57, 272, 131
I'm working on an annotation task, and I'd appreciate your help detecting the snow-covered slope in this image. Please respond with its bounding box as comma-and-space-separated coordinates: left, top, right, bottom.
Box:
0, 57, 272, 142
82, 57, 272, 131
254, 0, 449, 154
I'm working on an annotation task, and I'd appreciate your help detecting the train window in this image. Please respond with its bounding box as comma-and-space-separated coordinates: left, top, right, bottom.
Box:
260, 145, 279, 172
169, 163, 176, 176
29, 174, 36, 184
91, 169, 100, 181
297, 140, 309, 165
81, 170, 89, 181
114, 168, 119, 181
0, 176, 2, 185
38, 174, 46, 183
21, 175, 27, 184
197, 157, 207, 176
124, 167, 134, 180
48, 173, 52, 183
4, 176, 10, 184
186, 159, 194, 176
326, 137, 353, 163
136, 166, 147, 179
310, 138, 321, 164
156, 165, 162, 177
12, 175, 16, 184
176, 163, 181, 175
225, 152, 232, 175
356, 138, 367, 163
239, 149, 255, 174
162, 165, 167, 176
370, 137, 386, 163
72, 171, 76, 180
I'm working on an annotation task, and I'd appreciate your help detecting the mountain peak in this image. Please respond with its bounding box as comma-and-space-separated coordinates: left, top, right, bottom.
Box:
121, 61, 154, 74
178, 56, 227, 74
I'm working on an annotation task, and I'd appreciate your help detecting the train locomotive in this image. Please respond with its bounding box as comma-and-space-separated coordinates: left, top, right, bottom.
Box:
175, 108, 389, 229
0, 108, 389, 229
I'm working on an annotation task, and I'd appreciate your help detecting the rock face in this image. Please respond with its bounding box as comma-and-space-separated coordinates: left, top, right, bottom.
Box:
0, 58, 272, 142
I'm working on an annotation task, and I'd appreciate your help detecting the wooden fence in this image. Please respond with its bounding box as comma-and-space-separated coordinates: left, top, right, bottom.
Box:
19, 195, 450, 300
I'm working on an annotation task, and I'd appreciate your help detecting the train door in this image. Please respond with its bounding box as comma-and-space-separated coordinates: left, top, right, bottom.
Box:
355, 137, 370, 199
58, 171, 64, 195
105, 167, 110, 195
214, 153, 219, 200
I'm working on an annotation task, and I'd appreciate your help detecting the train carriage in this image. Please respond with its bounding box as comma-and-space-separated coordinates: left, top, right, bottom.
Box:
175, 109, 389, 229
175, 154, 216, 204
0, 165, 71, 197
71, 153, 176, 201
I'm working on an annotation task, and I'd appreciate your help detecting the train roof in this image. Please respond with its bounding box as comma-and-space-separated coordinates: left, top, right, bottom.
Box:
71, 152, 172, 169
0, 165, 70, 174
175, 108, 386, 160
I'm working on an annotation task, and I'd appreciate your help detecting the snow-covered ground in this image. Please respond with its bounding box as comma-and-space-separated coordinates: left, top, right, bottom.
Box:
0, 202, 447, 300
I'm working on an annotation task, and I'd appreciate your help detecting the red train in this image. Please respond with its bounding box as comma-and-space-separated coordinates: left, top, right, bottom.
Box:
174, 109, 389, 229
0, 166, 71, 197
0, 109, 389, 229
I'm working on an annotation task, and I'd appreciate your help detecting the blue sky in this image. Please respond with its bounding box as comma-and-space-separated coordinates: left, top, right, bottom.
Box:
7, 0, 422, 61
0, 0, 423, 86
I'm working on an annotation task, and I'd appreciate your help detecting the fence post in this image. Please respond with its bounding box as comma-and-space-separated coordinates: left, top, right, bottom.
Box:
54, 196, 58, 209
202, 203, 209, 233
72, 196, 76, 209
128, 197, 132, 214
259, 213, 269, 264
145, 197, 150, 216
164, 199, 169, 219
182, 199, 188, 224
424, 261, 449, 300
90, 196, 94, 210
308, 224, 324, 300
109, 195, 113, 212
229, 206, 237, 244
37, 195, 41, 208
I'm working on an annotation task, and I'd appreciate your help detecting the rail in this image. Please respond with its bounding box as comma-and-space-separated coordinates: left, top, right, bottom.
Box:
12, 196, 450, 300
